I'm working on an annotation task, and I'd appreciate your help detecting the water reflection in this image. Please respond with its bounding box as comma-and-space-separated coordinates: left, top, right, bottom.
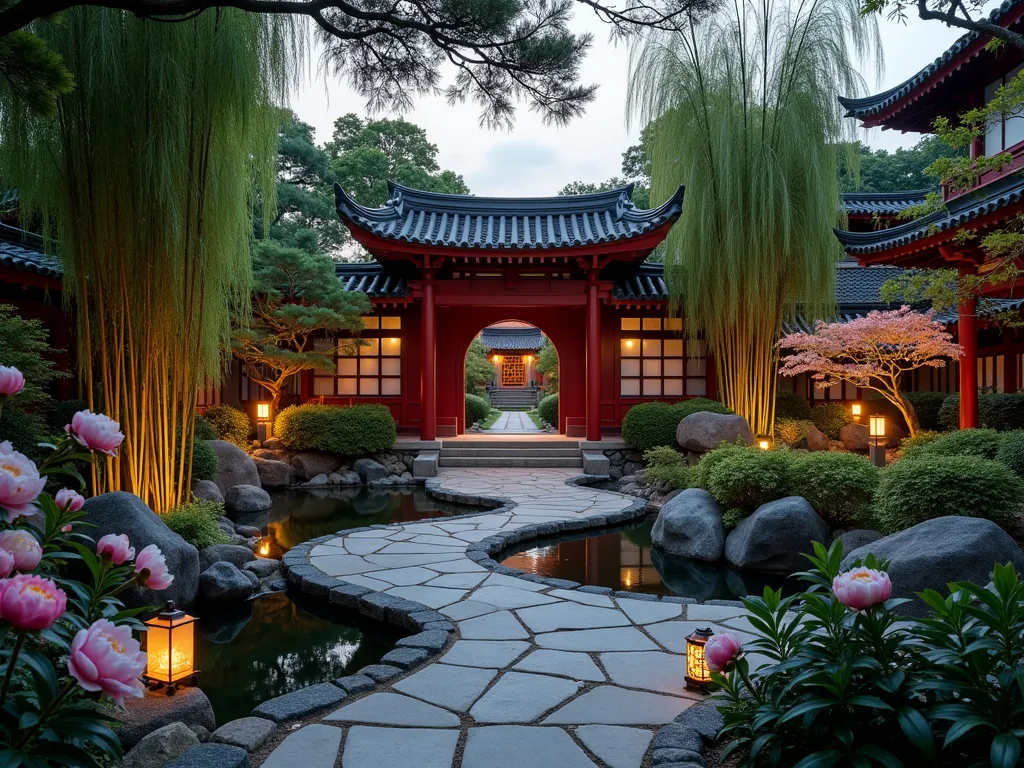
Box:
501, 516, 796, 601
195, 590, 400, 723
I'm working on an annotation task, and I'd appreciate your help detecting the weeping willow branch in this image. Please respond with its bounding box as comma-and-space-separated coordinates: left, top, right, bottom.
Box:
627, 0, 880, 435
0, 8, 297, 511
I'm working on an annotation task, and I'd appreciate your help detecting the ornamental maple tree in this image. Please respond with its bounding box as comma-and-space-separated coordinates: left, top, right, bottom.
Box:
778, 307, 962, 437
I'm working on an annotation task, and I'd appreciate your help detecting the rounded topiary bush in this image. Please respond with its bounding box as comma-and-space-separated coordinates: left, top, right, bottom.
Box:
706, 448, 791, 513
465, 394, 491, 426
191, 439, 218, 481
622, 401, 678, 451
810, 404, 852, 440
995, 431, 1024, 476
872, 454, 1024, 533
775, 390, 813, 421
692, 443, 755, 489
898, 430, 941, 459
673, 397, 732, 420
939, 393, 1024, 432
202, 404, 252, 448
913, 428, 1004, 460
789, 452, 879, 528
275, 403, 396, 455
537, 394, 558, 427
193, 413, 217, 442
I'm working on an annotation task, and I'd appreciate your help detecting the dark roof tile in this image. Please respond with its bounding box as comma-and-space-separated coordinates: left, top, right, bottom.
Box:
479, 327, 544, 351
0, 224, 60, 279
841, 190, 930, 216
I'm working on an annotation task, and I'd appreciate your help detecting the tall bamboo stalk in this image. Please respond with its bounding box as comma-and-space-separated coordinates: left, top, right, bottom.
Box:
0, 9, 298, 510
628, 0, 880, 435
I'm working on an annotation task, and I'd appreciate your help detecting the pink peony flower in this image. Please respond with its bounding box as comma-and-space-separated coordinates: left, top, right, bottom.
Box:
68, 618, 146, 707
96, 534, 135, 566
0, 529, 42, 572
134, 544, 173, 590
54, 488, 85, 513
0, 549, 14, 579
705, 632, 742, 673
833, 567, 892, 611
0, 574, 67, 630
0, 442, 46, 521
65, 410, 124, 458
0, 366, 24, 397
61, 524, 72, 533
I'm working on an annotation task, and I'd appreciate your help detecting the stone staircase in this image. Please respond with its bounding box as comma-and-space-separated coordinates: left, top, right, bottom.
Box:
487, 387, 539, 409
438, 439, 583, 468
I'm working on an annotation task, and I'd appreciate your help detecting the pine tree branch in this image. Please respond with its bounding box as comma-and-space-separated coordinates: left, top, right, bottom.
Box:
916, 0, 1024, 51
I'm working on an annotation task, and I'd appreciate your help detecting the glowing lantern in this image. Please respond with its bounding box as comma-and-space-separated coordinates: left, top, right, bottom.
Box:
756, 436, 773, 450
143, 602, 199, 694
258, 538, 271, 557
868, 414, 887, 467
851, 402, 862, 421
256, 402, 270, 421
256, 402, 272, 442
684, 627, 714, 692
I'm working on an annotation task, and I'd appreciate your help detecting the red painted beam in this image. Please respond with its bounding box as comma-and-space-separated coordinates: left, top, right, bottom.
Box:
421, 276, 436, 440
586, 273, 601, 441
959, 270, 979, 429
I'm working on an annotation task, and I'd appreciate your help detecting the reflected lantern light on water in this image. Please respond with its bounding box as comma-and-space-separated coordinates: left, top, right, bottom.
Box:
684, 627, 715, 693
143, 601, 200, 695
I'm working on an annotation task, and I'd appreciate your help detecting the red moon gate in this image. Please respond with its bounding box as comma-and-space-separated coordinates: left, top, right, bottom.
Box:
321, 181, 708, 440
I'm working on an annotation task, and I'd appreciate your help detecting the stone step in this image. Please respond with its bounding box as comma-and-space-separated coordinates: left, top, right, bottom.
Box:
440, 448, 582, 458
441, 440, 580, 449
437, 456, 583, 468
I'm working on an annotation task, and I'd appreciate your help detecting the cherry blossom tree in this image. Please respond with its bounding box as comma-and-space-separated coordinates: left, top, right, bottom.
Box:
778, 306, 962, 437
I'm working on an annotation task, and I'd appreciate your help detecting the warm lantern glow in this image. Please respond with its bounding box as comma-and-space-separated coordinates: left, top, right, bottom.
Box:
851, 402, 862, 421
869, 414, 886, 441
144, 602, 198, 690
258, 538, 270, 557
685, 627, 714, 691
757, 436, 772, 450
256, 402, 270, 421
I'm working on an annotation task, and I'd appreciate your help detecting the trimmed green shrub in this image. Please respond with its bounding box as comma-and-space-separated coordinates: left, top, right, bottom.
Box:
465, 394, 491, 425
643, 446, 691, 491
706, 448, 791, 513
191, 439, 218, 481
898, 430, 940, 459
873, 454, 1023, 533
789, 452, 879, 527
203, 404, 252, 448
810, 404, 852, 439
622, 397, 732, 451
938, 393, 1024, 432
912, 428, 1004, 460
692, 443, 756, 490
937, 395, 959, 432
774, 418, 813, 446
721, 507, 748, 532
275, 404, 397, 455
164, 499, 231, 549
194, 413, 217, 442
775, 390, 813, 421
995, 431, 1024, 476
537, 394, 558, 427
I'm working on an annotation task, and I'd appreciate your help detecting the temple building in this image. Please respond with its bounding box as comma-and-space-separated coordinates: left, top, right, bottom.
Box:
478, 322, 546, 409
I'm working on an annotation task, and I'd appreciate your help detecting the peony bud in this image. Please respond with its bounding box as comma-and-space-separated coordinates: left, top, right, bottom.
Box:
96, 534, 135, 566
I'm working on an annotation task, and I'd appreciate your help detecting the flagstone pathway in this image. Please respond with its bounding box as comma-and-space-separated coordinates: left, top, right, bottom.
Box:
259, 469, 755, 768
484, 410, 541, 432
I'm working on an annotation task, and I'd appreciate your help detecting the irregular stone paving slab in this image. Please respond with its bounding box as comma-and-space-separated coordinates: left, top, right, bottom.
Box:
365, 553, 464, 568
261, 724, 341, 768
325, 692, 459, 727
426, 572, 487, 589
342, 726, 459, 768
600, 651, 689, 695
308, 554, 380, 577
341, 573, 392, 591
342, 538, 388, 556
483, 573, 550, 592
686, 603, 747, 621
393, 663, 498, 712
441, 640, 530, 668
370, 566, 438, 586
378, 542, 466, 555
469, 671, 582, 723
428, 558, 486, 573
512, 649, 606, 682
516, 602, 631, 633
575, 725, 654, 768
535, 627, 659, 652
643, 621, 715, 654
549, 588, 614, 608
463, 726, 597, 768
617, 598, 682, 625
386, 585, 467, 609
471, 585, 559, 610
458, 610, 529, 640
543, 686, 694, 725
440, 600, 498, 620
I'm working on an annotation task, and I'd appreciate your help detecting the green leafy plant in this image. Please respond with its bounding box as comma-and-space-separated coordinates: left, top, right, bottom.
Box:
898, 430, 940, 459
692, 443, 758, 490
537, 394, 558, 427
721, 507, 748, 531
190, 439, 218, 482
910, 428, 1004, 460
274, 404, 396, 456
163, 499, 230, 549
939, 393, 1024, 432
705, 448, 791, 514
789, 452, 879, 528
535, 338, 558, 394
774, 390, 813, 421
873, 455, 1023, 533
464, 339, 496, 395
202, 405, 253, 449
193, 413, 217, 442
995, 431, 1024, 476
643, 446, 691, 491
810, 404, 853, 440
773, 418, 813, 446
465, 393, 491, 426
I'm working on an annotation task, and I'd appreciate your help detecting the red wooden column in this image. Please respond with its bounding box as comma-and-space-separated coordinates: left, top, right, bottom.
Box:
958, 286, 979, 429
421, 270, 437, 440
586, 270, 601, 441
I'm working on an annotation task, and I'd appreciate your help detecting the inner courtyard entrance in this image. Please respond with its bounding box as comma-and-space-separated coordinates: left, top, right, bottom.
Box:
500, 356, 525, 386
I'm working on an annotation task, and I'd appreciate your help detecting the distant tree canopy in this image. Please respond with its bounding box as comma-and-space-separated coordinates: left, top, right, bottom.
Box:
838, 137, 964, 193
465, 339, 496, 395
558, 125, 652, 209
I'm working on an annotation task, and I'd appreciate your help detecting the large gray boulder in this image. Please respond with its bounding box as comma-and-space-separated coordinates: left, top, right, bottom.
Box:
190, 480, 223, 504
199, 544, 257, 573
842, 516, 1024, 616
329, 470, 362, 486
224, 484, 272, 513
353, 457, 388, 483
199, 562, 255, 603
835, 528, 882, 553
725, 496, 829, 573
81, 492, 199, 607
115, 688, 216, 750
211, 441, 260, 495
291, 452, 342, 480
677, 412, 753, 453
123, 722, 200, 768
806, 425, 830, 452
253, 457, 294, 489
840, 423, 870, 451
651, 489, 725, 561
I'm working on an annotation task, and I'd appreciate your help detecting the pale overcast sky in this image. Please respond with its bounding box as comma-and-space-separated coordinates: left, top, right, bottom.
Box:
291, 8, 968, 197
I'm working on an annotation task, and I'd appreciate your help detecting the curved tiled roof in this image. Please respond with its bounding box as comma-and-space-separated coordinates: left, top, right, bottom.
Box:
335, 261, 409, 297
334, 181, 685, 251
479, 326, 545, 351
611, 263, 669, 302
838, 0, 1024, 122
841, 190, 931, 216
0, 224, 60, 279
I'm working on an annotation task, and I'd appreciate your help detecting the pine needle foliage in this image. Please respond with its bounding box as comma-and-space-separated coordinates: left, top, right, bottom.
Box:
0, 8, 298, 511
628, 0, 880, 434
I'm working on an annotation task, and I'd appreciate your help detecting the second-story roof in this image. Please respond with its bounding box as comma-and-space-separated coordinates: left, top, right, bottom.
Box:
334, 181, 685, 253
479, 324, 545, 351
841, 190, 930, 217
0, 224, 60, 280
